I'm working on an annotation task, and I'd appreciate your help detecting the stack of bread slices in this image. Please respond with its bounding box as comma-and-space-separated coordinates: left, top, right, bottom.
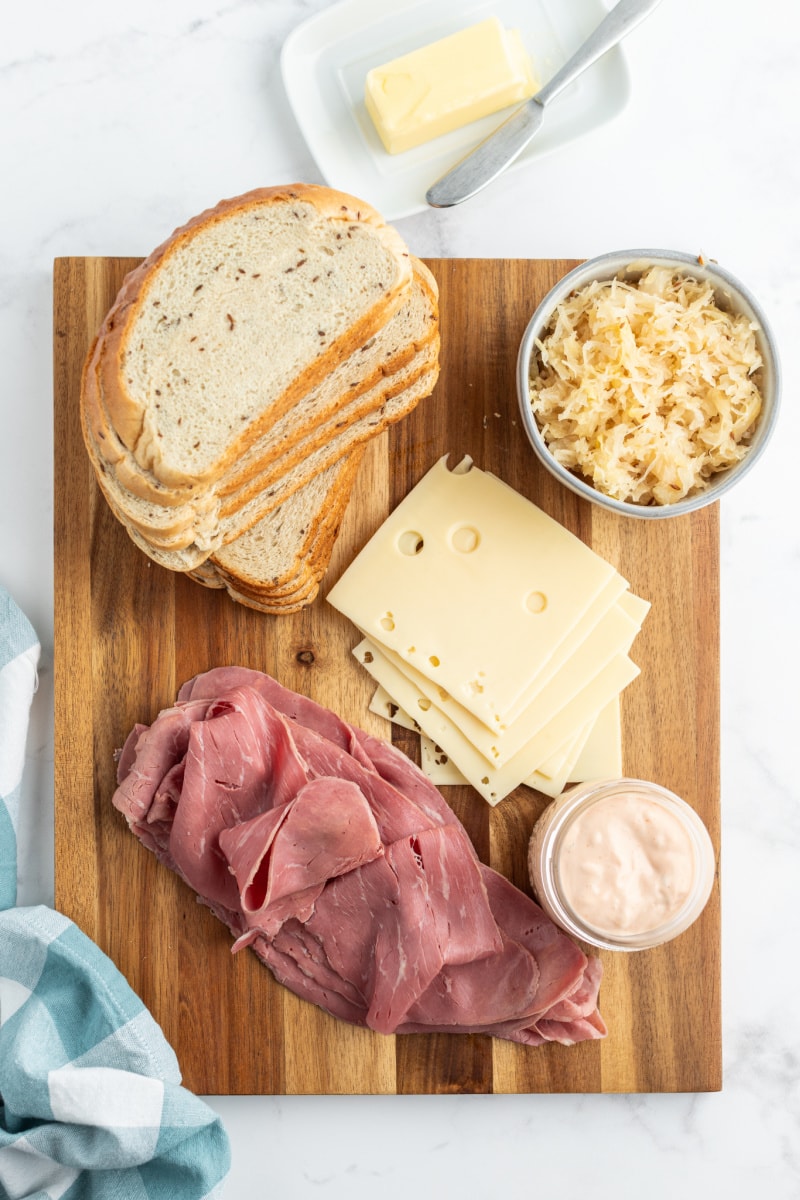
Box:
80, 184, 440, 613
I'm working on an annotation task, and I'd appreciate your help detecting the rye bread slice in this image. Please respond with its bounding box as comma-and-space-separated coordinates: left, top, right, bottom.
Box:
100, 339, 438, 551
203, 447, 363, 591
90, 184, 414, 491
114, 363, 438, 569
195, 453, 364, 614
214, 362, 439, 531
83, 260, 438, 541
161, 448, 365, 615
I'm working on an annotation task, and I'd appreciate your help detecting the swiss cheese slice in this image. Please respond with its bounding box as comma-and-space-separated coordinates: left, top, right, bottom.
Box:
534, 720, 593, 781
368, 684, 420, 732
327, 457, 621, 728
509, 696, 622, 796
359, 595, 643, 766
420, 728, 591, 798
354, 638, 639, 805
503, 587, 650, 725
382, 691, 623, 800
376, 687, 587, 788
570, 696, 623, 781
419, 735, 467, 785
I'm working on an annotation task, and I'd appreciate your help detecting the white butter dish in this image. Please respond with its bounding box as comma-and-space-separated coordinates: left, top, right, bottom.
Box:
280, 0, 631, 220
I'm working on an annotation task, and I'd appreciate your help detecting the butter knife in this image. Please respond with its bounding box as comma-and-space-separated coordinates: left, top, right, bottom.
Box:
426, 0, 663, 209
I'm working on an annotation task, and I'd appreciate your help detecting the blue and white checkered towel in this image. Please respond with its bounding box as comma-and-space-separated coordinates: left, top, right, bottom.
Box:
0, 586, 230, 1199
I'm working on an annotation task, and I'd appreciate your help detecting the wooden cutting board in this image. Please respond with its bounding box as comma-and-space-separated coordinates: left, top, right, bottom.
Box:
53, 256, 721, 1095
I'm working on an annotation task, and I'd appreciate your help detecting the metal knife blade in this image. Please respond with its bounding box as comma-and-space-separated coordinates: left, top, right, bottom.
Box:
426, 0, 663, 210
426, 100, 545, 210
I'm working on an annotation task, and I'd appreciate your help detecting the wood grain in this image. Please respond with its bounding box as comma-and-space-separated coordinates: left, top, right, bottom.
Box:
53, 256, 721, 1095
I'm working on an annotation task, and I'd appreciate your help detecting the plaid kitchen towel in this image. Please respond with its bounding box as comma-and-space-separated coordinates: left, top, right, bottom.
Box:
0, 585, 230, 1200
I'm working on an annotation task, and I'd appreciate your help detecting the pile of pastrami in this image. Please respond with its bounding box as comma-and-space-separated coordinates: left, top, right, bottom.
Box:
113, 666, 606, 1046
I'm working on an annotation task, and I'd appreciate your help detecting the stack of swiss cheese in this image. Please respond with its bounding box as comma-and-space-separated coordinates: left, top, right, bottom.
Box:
328, 457, 650, 805
80, 185, 440, 612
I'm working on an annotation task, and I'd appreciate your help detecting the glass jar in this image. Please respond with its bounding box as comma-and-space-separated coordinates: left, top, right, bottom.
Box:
528, 778, 716, 951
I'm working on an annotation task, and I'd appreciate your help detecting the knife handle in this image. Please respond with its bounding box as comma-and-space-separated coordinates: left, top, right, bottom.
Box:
537, 0, 664, 109
426, 0, 663, 209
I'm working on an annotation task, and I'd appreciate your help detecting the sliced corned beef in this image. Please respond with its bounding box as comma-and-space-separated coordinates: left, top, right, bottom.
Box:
112, 667, 606, 1047
219, 777, 383, 914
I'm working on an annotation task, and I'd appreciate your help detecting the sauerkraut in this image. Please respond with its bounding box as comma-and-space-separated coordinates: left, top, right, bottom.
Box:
528, 266, 763, 505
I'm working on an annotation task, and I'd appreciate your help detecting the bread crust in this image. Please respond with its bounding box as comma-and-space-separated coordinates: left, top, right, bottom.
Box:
93, 185, 414, 487
102, 360, 438, 558
78, 187, 439, 613
90, 337, 438, 548
115, 362, 438, 574
209, 449, 366, 600
83, 256, 437, 513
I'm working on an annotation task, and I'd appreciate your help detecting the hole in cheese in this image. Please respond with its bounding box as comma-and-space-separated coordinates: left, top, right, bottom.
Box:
429, 655, 440, 667
418, 697, 432, 711
525, 590, 547, 614
398, 530, 425, 555
450, 525, 480, 553
380, 614, 395, 631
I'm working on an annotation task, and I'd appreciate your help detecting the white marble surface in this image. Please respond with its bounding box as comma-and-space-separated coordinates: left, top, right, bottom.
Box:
3, 0, 799, 1194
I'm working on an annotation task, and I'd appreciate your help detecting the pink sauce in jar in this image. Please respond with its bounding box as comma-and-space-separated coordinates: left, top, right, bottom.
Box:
528, 779, 715, 951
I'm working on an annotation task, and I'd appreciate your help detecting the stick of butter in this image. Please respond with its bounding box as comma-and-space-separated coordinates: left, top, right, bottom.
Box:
364, 17, 538, 155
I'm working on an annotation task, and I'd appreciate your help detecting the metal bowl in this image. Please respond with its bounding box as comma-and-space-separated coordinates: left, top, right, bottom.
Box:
516, 249, 781, 519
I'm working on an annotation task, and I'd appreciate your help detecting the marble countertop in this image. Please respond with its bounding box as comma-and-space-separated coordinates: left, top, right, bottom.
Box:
3, 0, 798, 1194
